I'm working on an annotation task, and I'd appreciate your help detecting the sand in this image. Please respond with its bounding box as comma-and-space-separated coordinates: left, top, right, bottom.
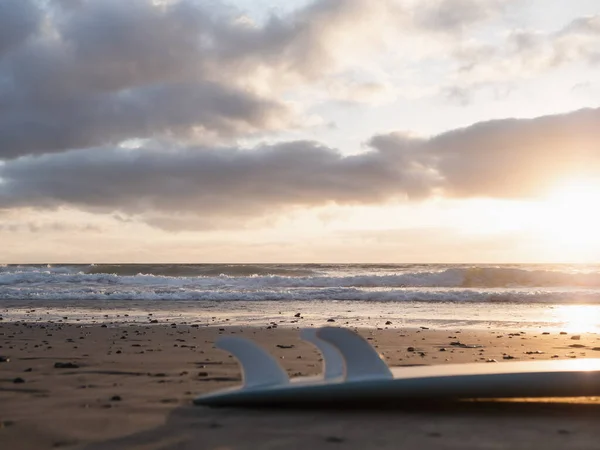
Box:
1, 320, 600, 449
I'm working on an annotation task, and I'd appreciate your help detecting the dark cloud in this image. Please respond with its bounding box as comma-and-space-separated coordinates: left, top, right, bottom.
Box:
0, 139, 435, 227
0, 0, 393, 160
0, 0, 521, 161
0, 80, 288, 159
0, 0, 41, 57
0, 0, 303, 159
1, 107, 599, 229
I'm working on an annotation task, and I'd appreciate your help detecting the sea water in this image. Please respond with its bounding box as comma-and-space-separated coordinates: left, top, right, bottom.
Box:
1, 263, 599, 331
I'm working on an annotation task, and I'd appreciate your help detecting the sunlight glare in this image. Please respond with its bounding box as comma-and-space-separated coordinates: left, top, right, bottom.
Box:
536, 177, 600, 260
551, 305, 600, 333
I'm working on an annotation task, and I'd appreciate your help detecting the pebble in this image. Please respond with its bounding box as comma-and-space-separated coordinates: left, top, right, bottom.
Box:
570, 335, 581, 340
294, 313, 301, 318
0, 356, 9, 363
54, 362, 79, 369
407, 347, 415, 352
450, 341, 482, 349
326, 319, 335, 322
13, 377, 25, 384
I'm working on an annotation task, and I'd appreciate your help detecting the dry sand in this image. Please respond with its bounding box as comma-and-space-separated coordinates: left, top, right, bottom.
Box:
1, 320, 600, 449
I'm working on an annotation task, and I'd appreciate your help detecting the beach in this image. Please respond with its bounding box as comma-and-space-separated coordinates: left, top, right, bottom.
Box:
3, 0, 600, 447
1, 319, 600, 450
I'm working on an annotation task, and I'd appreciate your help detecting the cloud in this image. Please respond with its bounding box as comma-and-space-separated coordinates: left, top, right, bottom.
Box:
0, 221, 102, 234
2, 0, 598, 232
446, 14, 600, 96
0, 0, 408, 160
368, 107, 600, 198
1, 107, 599, 229
0, 0, 304, 159
0, 139, 436, 228
415, 0, 511, 34
0, 0, 41, 57
0, 0, 527, 160
0, 79, 290, 159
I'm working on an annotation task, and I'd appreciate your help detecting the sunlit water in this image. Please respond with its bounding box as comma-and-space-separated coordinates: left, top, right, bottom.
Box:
1, 263, 599, 331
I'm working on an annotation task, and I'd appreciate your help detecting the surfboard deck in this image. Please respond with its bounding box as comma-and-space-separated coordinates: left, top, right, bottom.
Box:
194, 327, 600, 407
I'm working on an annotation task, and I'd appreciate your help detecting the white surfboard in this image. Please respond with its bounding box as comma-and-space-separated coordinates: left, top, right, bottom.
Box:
194, 327, 600, 407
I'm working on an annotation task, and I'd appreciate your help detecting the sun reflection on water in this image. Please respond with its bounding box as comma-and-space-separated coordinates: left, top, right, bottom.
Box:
551, 305, 600, 333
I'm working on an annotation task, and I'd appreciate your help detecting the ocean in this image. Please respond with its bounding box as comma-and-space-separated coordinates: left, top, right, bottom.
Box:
1, 263, 600, 331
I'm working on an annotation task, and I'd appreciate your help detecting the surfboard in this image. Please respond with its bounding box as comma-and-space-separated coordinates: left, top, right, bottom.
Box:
193, 327, 600, 407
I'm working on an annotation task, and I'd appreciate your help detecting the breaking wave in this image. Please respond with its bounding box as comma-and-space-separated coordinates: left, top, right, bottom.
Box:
0, 286, 599, 304
1, 264, 600, 304
2, 264, 600, 288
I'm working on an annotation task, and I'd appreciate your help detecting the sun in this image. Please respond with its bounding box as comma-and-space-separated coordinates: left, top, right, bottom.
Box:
535, 176, 600, 261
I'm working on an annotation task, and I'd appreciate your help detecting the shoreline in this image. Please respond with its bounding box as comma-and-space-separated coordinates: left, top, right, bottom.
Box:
2, 299, 600, 333
1, 322, 600, 449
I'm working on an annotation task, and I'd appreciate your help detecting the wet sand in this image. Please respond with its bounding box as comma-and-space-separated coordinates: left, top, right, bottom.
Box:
1, 320, 600, 449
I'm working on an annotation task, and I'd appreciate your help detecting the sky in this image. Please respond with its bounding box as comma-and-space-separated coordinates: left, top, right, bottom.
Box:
1, 0, 600, 263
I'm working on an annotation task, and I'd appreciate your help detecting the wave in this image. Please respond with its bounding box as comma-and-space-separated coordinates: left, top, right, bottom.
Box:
2, 265, 600, 288
1, 286, 599, 304
85, 264, 320, 277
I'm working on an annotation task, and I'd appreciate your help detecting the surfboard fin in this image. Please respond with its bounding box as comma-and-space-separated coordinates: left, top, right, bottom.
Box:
300, 328, 344, 380
317, 327, 393, 381
216, 336, 289, 389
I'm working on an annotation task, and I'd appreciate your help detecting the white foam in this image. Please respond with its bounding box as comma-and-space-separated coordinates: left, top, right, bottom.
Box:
2, 264, 600, 304
1, 284, 599, 304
